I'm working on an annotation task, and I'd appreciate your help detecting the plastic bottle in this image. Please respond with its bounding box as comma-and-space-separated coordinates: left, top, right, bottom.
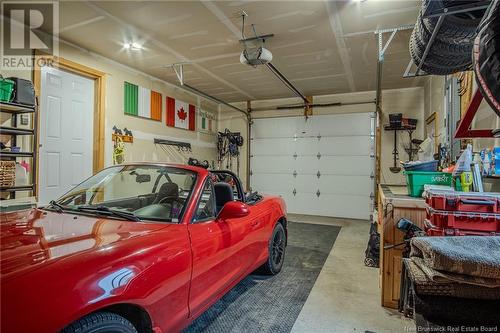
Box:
483, 152, 491, 176
494, 147, 500, 175
15, 163, 28, 186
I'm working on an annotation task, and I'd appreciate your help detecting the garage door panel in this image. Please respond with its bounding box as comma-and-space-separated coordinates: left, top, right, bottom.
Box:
295, 156, 319, 174
317, 194, 371, 220
319, 175, 373, 196
250, 112, 374, 220
288, 193, 317, 216
251, 138, 295, 155
319, 156, 373, 176
294, 175, 318, 192
294, 138, 319, 154
251, 174, 293, 193
252, 118, 302, 138
250, 155, 295, 173
319, 136, 370, 155
313, 113, 371, 136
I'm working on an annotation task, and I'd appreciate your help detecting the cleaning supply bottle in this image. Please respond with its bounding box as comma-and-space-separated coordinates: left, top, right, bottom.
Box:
453, 144, 473, 192
483, 151, 491, 176
460, 171, 473, 192
494, 147, 500, 175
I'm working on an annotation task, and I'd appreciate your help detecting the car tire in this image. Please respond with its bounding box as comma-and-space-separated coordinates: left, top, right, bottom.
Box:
409, 35, 470, 75
411, 23, 471, 69
257, 222, 287, 275
409, 12, 473, 75
473, 0, 500, 117
421, 0, 483, 45
60, 312, 138, 333
416, 15, 473, 63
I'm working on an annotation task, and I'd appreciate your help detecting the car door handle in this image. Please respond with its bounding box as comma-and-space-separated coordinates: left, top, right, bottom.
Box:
251, 219, 262, 227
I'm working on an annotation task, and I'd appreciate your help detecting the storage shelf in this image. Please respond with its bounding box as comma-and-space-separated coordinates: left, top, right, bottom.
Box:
0, 102, 35, 114
1, 82, 38, 200
0, 185, 35, 192
0, 126, 35, 135
0, 151, 34, 158
384, 124, 416, 131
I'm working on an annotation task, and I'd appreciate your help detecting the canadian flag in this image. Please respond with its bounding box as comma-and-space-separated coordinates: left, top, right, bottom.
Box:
166, 97, 196, 131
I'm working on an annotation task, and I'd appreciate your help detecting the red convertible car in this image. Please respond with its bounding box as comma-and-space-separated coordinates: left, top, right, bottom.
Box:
1, 163, 287, 333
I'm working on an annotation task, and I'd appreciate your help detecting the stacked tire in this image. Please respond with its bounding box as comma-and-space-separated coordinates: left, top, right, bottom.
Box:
409, 0, 485, 75
473, 0, 500, 116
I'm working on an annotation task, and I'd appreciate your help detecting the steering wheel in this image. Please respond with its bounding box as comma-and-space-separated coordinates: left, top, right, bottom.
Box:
157, 196, 178, 204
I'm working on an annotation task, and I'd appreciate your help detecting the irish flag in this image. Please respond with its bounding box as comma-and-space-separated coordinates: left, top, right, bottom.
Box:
166, 97, 196, 131
199, 109, 215, 133
124, 82, 162, 121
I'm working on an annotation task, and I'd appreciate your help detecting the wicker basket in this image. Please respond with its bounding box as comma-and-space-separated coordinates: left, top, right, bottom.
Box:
0, 161, 16, 187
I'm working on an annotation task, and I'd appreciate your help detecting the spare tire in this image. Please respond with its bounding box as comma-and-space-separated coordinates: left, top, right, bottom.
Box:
473, 1, 500, 117
417, 14, 472, 61
410, 39, 470, 75
412, 16, 472, 68
421, 0, 483, 45
410, 13, 472, 75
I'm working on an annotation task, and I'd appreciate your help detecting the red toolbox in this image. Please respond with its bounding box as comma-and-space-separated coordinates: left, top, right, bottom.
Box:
426, 207, 500, 233
424, 221, 500, 236
425, 190, 500, 213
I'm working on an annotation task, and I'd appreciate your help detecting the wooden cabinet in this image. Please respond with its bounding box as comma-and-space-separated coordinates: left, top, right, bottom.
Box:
378, 185, 426, 309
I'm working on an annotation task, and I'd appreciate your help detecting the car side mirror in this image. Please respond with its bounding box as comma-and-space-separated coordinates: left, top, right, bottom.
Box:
217, 201, 250, 221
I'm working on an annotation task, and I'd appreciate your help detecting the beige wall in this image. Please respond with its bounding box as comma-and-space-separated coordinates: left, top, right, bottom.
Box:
424, 75, 445, 145
379, 87, 425, 185
2, 42, 220, 173
424, 74, 499, 154
472, 100, 500, 151
60, 43, 219, 167
470, 77, 500, 151
220, 87, 425, 188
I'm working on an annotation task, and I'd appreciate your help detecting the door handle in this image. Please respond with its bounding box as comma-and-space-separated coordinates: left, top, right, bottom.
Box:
251, 220, 261, 227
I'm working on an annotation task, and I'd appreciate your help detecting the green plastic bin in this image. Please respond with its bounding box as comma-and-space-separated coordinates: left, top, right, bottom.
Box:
404, 171, 453, 197
0, 78, 14, 102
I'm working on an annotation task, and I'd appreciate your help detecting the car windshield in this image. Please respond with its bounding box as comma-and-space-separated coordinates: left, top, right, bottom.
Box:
53, 165, 197, 223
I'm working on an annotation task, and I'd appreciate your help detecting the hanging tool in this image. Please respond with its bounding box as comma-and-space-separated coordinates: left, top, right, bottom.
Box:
390, 131, 401, 173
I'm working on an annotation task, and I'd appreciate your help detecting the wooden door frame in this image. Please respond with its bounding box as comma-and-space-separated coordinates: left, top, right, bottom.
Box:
33, 52, 105, 197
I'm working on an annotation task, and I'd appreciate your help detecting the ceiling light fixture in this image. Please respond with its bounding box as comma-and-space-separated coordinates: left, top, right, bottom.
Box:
124, 42, 142, 50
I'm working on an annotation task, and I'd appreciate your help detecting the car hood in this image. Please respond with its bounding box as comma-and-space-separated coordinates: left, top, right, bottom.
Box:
0, 208, 168, 280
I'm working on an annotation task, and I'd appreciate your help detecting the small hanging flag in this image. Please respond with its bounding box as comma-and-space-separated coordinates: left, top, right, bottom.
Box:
199, 109, 216, 133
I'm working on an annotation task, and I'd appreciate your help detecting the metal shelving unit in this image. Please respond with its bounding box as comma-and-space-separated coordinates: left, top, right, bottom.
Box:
403, 0, 491, 78
384, 124, 418, 162
0, 100, 38, 199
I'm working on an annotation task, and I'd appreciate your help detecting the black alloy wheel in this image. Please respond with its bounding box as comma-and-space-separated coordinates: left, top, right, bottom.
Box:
257, 222, 287, 275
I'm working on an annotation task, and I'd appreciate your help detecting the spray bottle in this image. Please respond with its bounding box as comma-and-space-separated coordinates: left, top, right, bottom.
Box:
453, 144, 473, 192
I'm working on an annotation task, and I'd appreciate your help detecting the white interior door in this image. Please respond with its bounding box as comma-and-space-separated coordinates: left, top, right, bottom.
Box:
39, 66, 94, 205
250, 113, 375, 220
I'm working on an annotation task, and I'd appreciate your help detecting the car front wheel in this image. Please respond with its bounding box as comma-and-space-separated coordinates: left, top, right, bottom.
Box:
60, 312, 137, 333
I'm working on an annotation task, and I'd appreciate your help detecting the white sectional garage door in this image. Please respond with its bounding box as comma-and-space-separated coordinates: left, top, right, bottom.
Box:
250, 113, 375, 220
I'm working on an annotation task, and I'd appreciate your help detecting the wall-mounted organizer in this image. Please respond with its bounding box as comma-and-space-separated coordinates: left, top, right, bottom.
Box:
154, 138, 192, 152
112, 126, 134, 143
0, 100, 38, 199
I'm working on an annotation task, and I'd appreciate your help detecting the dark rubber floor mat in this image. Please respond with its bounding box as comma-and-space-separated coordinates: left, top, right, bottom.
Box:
184, 221, 341, 333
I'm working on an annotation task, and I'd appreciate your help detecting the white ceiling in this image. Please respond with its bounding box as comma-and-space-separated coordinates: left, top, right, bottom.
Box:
58, 0, 425, 102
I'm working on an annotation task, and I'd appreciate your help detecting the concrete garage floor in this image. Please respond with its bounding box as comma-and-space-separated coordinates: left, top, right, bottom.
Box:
289, 214, 413, 333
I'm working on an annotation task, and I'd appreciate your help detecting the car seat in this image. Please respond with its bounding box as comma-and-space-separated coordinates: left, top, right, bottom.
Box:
214, 182, 234, 214
153, 182, 179, 204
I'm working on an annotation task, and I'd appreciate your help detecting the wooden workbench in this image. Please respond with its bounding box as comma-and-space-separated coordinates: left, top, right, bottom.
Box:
378, 184, 426, 309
